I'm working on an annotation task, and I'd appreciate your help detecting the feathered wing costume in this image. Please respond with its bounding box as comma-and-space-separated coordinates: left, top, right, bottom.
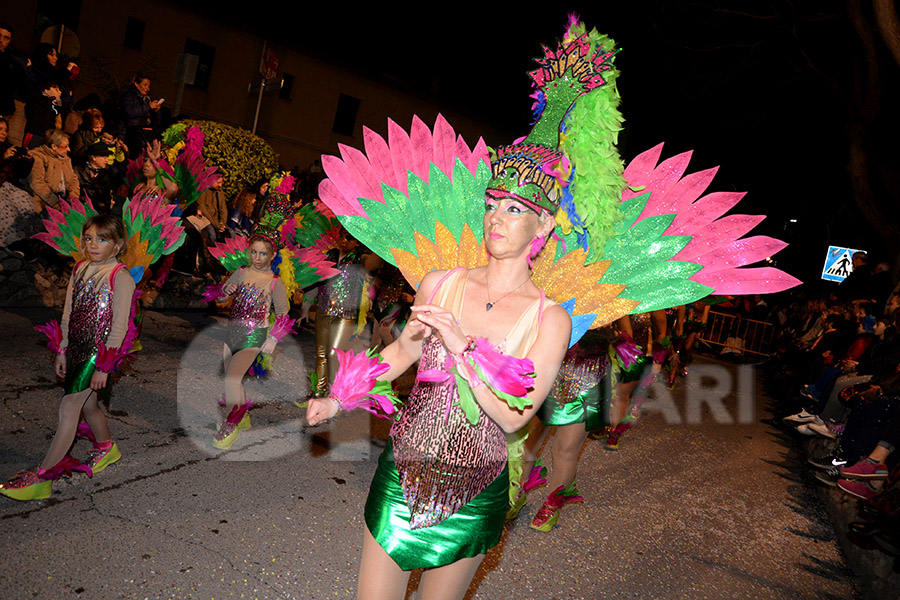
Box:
33, 193, 186, 360
205, 174, 340, 378
314, 18, 800, 568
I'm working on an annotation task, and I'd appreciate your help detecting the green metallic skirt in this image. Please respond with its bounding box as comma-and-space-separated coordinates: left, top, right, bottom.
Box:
64, 355, 111, 401
537, 385, 605, 429
364, 439, 509, 570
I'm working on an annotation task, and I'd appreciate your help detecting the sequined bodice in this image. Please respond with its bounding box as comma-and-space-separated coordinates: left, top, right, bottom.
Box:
227, 282, 271, 349
547, 343, 607, 405
631, 312, 652, 354
68, 272, 114, 364
319, 260, 361, 319
390, 335, 507, 530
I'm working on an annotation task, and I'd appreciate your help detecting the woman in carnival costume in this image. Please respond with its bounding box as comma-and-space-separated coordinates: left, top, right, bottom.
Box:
307, 16, 798, 598
303, 226, 369, 397
0, 194, 185, 501
205, 174, 339, 449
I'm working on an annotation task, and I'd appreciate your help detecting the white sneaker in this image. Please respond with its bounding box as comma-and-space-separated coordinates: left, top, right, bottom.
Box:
783, 409, 818, 424
796, 424, 816, 436
808, 421, 839, 439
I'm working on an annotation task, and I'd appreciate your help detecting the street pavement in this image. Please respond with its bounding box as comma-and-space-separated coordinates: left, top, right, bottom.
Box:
0, 307, 860, 599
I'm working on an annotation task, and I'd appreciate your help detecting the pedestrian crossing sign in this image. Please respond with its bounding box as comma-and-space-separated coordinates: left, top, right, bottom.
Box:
821, 246, 861, 283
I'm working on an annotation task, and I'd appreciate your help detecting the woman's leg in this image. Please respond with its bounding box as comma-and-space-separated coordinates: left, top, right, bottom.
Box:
325, 317, 356, 386
223, 348, 259, 410
519, 418, 549, 487
547, 423, 589, 491
81, 390, 111, 444
314, 315, 333, 395
357, 527, 411, 600
418, 554, 485, 600
40, 388, 93, 469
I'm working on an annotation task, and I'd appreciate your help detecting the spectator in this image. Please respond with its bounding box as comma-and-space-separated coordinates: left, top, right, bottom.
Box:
71, 110, 104, 162
0, 116, 32, 183
228, 179, 266, 237
23, 81, 62, 149
75, 142, 113, 213
119, 74, 162, 158
0, 21, 17, 119
196, 172, 228, 243
25, 128, 79, 210
0, 116, 40, 249
24, 43, 75, 115
99, 126, 127, 179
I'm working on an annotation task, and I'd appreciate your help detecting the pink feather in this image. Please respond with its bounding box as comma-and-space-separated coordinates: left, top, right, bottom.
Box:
224, 400, 254, 425
329, 348, 398, 416
94, 342, 134, 373
34, 320, 63, 354
76, 422, 97, 444
522, 461, 548, 493
269, 315, 297, 342
275, 175, 296, 195
37, 455, 92, 480
461, 338, 535, 398
202, 283, 226, 303
612, 332, 642, 369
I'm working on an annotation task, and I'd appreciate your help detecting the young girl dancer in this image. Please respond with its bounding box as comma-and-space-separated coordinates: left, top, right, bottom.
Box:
1, 215, 135, 500
212, 234, 290, 449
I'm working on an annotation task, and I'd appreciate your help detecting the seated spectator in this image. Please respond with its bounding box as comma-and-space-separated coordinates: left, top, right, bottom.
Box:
23, 81, 62, 149
99, 126, 127, 181
0, 116, 32, 183
0, 21, 19, 119
0, 117, 40, 249
25, 128, 78, 210
75, 142, 113, 213
71, 109, 104, 162
227, 179, 266, 237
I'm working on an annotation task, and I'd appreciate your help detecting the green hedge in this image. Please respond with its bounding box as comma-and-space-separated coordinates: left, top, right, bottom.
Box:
163, 120, 279, 199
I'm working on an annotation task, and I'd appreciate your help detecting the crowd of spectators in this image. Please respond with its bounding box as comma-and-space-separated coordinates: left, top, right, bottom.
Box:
0, 20, 326, 273
769, 251, 900, 569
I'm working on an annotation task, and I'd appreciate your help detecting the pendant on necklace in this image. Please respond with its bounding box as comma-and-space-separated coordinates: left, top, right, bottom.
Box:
485, 302, 494, 311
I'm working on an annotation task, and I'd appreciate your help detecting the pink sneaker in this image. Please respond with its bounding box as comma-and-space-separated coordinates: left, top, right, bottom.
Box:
837, 479, 879, 500
840, 459, 889, 479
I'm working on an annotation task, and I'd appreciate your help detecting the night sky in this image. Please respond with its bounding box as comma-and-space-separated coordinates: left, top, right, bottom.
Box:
190, 1, 900, 289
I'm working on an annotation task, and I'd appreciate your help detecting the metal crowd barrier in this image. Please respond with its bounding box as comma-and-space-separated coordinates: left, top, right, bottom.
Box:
699, 310, 775, 358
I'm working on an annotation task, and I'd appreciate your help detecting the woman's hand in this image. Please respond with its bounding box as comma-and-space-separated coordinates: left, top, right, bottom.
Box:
90, 370, 109, 391
410, 304, 468, 355
54, 354, 66, 378
306, 397, 339, 425
146, 139, 162, 162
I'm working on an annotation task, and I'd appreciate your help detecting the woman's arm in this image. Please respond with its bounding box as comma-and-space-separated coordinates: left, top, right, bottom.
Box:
373, 269, 445, 381
306, 270, 445, 425
466, 303, 570, 433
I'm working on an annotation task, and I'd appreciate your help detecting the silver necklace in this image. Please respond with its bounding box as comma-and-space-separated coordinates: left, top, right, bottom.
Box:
485, 272, 529, 311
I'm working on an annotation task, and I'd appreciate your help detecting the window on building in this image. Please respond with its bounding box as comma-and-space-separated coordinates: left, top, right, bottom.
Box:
184, 38, 215, 91
333, 93, 360, 136
279, 73, 294, 101
124, 17, 145, 50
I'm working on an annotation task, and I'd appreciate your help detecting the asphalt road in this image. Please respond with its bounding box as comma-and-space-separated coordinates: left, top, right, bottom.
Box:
0, 307, 859, 599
